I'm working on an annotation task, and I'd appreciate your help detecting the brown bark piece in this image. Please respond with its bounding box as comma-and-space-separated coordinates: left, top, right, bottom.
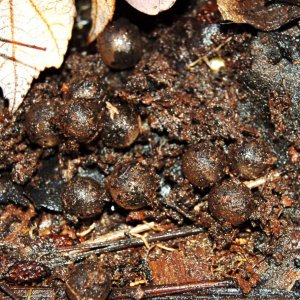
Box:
149, 246, 214, 285
217, 0, 300, 31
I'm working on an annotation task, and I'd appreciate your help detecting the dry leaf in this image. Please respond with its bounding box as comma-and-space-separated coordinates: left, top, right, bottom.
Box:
88, 0, 115, 43
217, 0, 300, 31
0, 0, 76, 112
125, 0, 177, 15
88, 0, 177, 43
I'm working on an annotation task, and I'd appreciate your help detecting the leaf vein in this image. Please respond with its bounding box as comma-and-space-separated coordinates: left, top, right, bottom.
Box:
28, 0, 60, 56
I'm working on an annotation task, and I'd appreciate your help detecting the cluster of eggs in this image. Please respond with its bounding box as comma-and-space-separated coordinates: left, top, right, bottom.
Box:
22, 19, 277, 228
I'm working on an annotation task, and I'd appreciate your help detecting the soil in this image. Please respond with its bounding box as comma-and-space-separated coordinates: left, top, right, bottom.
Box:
0, 0, 300, 299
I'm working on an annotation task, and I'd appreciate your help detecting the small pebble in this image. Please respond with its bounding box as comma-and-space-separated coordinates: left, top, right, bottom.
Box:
207, 57, 225, 73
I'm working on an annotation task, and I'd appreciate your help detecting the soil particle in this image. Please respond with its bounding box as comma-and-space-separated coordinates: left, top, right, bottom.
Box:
148, 233, 215, 285
0, 175, 29, 207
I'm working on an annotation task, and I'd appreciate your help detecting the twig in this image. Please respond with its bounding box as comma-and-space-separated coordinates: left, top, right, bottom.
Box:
1, 286, 56, 300
59, 226, 205, 261
243, 170, 281, 189
76, 222, 96, 237
130, 233, 151, 249
187, 37, 232, 69
83, 222, 158, 244
43, 222, 158, 256
108, 280, 236, 299
0, 283, 22, 300
161, 199, 196, 221
178, 287, 300, 299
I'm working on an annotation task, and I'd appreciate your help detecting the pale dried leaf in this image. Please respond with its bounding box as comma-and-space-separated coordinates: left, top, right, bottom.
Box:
125, 0, 177, 15
88, 0, 115, 43
0, 0, 76, 113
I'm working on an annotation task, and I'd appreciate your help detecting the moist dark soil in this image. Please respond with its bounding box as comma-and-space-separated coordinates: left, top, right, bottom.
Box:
1, 0, 300, 299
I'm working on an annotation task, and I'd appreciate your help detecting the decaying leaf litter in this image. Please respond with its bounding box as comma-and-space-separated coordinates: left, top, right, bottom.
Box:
1, 0, 300, 299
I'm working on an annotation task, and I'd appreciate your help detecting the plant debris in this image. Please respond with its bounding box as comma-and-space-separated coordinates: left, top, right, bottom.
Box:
217, 0, 300, 31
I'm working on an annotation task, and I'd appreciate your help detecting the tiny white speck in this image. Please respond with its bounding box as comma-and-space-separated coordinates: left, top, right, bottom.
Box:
208, 57, 225, 73
160, 184, 171, 197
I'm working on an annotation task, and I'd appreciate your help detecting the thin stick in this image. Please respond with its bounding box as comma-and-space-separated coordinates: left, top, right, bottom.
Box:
83, 222, 157, 244
60, 226, 204, 261
50, 222, 158, 255
76, 222, 96, 237
196, 287, 300, 299
244, 170, 281, 189
187, 37, 232, 69
0, 283, 22, 300
161, 199, 196, 221
109, 280, 236, 299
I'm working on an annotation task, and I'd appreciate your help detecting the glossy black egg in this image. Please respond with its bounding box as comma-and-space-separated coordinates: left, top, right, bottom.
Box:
58, 99, 100, 143
97, 18, 142, 70
66, 260, 111, 300
24, 100, 60, 148
61, 177, 109, 219
107, 160, 157, 210
208, 178, 255, 226
228, 139, 277, 180
100, 102, 140, 148
182, 141, 227, 189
